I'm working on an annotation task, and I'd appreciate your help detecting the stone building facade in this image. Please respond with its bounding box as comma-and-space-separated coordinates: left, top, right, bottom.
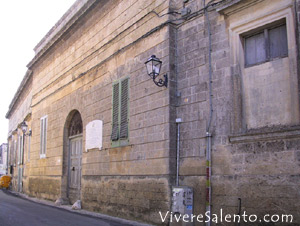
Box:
6, 0, 300, 225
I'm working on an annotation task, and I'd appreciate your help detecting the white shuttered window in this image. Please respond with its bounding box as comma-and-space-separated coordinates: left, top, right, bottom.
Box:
18, 135, 23, 165
40, 116, 48, 158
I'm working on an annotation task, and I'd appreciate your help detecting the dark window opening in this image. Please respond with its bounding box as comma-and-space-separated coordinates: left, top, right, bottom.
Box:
244, 19, 288, 67
69, 112, 83, 137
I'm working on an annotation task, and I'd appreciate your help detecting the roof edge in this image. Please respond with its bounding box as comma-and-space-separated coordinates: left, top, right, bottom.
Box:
7, 0, 97, 119
6, 69, 32, 119
27, 0, 97, 68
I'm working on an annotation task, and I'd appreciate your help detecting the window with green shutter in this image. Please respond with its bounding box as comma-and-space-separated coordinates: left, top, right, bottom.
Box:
111, 77, 129, 147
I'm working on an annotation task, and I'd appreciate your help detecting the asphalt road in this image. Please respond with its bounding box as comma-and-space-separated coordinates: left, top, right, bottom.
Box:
0, 190, 129, 226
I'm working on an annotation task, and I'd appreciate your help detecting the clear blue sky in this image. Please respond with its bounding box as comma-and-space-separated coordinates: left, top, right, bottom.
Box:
0, 0, 76, 143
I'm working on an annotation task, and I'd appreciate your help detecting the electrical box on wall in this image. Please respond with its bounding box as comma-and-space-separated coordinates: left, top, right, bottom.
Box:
171, 186, 193, 225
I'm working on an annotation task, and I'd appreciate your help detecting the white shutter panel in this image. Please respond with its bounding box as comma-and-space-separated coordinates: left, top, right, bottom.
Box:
44, 117, 48, 156
40, 118, 44, 156
20, 135, 23, 164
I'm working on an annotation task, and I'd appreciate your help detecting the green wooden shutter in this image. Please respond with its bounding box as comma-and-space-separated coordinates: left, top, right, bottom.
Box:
111, 83, 120, 141
120, 78, 129, 139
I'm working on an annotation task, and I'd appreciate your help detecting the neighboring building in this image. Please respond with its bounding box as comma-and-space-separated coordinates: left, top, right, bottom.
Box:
6, 0, 300, 225
0, 143, 8, 175
6, 68, 32, 193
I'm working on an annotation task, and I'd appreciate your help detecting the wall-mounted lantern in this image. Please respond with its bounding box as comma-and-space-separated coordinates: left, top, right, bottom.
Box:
20, 121, 32, 136
145, 55, 168, 87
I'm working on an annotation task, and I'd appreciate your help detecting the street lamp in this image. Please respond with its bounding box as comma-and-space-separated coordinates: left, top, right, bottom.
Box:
20, 121, 32, 136
21, 121, 27, 134
145, 55, 168, 87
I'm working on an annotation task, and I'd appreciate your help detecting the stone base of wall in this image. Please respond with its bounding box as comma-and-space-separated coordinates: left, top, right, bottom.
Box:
28, 176, 60, 201
212, 174, 299, 226
82, 176, 171, 225
211, 135, 300, 225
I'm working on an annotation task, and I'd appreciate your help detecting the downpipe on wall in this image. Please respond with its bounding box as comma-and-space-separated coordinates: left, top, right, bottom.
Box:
203, 0, 214, 225
176, 118, 182, 186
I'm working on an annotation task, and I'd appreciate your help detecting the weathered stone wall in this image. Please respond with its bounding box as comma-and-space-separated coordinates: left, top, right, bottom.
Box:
7, 75, 32, 134
6, 70, 33, 194
220, 135, 300, 223
7, 0, 300, 225
27, 0, 173, 224
28, 176, 60, 200
7, 134, 17, 191
174, 0, 300, 225
171, 0, 229, 218
297, 0, 300, 102
82, 176, 170, 224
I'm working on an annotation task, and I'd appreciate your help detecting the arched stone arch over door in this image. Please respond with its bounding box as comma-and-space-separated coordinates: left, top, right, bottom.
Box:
60, 110, 83, 205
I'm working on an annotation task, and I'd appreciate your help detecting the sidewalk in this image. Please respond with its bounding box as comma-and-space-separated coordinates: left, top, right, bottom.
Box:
6, 190, 155, 226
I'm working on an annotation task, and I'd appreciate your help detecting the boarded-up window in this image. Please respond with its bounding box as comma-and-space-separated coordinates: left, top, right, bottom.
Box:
244, 20, 288, 67
40, 116, 48, 158
245, 32, 266, 66
269, 25, 288, 58
111, 77, 129, 146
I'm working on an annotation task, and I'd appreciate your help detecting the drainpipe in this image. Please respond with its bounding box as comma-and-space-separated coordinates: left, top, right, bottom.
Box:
205, 132, 212, 226
203, 0, 213, 225
176, 118, 182, 186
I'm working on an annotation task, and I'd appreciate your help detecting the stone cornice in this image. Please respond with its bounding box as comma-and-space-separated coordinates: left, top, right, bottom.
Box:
229, 126, 300, 143
27, 0, 97, 68
217, 0, 264, 16
5, 69, 32, 119
7, 0, 97, 119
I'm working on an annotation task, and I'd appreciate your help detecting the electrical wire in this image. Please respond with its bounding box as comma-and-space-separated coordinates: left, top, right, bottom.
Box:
150, 10, 181, 18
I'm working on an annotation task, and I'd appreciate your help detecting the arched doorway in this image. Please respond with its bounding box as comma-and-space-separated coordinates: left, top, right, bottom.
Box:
63, 110, 83, 204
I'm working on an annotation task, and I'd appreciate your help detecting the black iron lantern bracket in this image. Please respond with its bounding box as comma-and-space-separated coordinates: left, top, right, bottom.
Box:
153, 74, 168, 87
145, 55, 168, 88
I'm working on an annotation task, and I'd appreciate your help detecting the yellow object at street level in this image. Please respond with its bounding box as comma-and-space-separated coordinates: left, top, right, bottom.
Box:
0, 175, 11, 189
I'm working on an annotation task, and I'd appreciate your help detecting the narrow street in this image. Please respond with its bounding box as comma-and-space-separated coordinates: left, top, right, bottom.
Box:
0, 190, 132, 226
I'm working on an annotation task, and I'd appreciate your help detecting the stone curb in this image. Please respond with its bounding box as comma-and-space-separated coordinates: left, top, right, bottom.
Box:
5, 190, 155, 226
